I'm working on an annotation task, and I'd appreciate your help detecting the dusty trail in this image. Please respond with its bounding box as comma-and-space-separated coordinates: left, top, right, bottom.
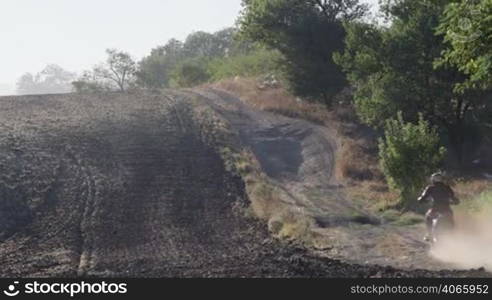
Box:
190, 89, 374, 226
0, 91, 488, 277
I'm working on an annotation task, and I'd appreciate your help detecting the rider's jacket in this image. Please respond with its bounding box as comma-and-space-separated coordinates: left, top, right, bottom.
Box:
418, 182, 459, 210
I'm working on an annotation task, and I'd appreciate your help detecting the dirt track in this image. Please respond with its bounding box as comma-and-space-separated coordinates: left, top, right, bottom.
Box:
0, 91, 489, 277
191, 88, 376, 226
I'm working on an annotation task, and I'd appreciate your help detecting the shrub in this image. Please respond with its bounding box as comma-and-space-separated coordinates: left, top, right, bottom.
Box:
378, 112, 446, 209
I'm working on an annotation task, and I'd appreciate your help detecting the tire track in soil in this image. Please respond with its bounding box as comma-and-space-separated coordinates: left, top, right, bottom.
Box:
76, 157, 97, 276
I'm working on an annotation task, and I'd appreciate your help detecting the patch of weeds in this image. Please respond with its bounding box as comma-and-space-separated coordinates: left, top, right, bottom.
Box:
269, 209, 316, 244
380, 209, 400, 223
349, 211, 380, 225
460, 189, 492, 214
380, 209, 423, 226
234, 155, 253, 177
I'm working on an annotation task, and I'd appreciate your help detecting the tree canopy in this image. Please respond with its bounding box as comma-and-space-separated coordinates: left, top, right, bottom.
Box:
334, 0, 490, 161
437, 0, 492, 91
238, 0, 368, 104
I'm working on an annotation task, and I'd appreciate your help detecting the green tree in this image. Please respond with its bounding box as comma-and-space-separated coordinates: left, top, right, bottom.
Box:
437, 0, 492, 91
182, 30, 236, 58
137, 39, 185, 89
238, 0, 368, 105
379, 113, 446, 209
335, 0, 488, 162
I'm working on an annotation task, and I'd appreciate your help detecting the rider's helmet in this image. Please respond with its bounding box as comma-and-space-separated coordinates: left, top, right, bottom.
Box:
430, 172, 444, 184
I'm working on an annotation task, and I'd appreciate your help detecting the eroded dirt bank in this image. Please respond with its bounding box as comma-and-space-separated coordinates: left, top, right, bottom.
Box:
0, 91, 489, 277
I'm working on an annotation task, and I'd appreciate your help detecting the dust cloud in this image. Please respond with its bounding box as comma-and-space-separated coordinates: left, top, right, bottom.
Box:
431, 207, 492, 271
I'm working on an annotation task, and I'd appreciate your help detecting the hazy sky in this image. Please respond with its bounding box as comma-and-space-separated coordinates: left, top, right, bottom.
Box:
0, 0, 379, 95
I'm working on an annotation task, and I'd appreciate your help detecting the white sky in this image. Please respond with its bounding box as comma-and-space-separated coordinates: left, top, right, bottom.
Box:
0, 0, 379, 95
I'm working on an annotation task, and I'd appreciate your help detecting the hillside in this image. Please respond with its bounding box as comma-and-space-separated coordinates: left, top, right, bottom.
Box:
0, 91, 488, 277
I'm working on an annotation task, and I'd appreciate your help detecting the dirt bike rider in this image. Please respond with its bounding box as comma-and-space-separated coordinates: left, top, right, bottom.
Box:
417, 172, 460, 241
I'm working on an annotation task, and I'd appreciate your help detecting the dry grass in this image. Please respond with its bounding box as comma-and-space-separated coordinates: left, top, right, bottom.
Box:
335, 138, 381, 181
453, 179, 491, 203
236, 150, 318, 245
271, 209, 316, 242
208, 78, 329, 124
347, 181, 399, 211
230, 148, 317, 244
235, 151, 286, 220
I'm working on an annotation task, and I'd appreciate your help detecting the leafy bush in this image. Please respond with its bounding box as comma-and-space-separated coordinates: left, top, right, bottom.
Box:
379, 112, 446, 209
